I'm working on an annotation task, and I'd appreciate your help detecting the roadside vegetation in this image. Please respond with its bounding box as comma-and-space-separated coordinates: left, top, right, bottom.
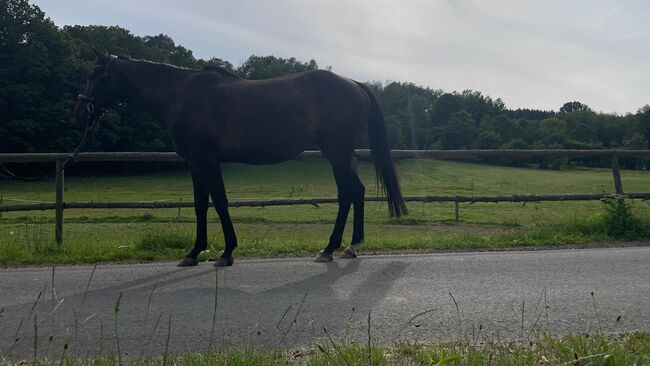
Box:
3, 332, 650, 365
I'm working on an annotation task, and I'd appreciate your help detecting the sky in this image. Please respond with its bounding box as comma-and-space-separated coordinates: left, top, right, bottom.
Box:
33, 0, 650, 114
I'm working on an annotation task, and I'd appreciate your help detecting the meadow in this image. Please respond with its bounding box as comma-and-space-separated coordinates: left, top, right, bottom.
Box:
1, 158, 649, 265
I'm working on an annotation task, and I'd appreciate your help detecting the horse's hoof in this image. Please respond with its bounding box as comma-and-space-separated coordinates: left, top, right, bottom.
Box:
340, 247, 358, 259
314, 251, 333, 263
214, 256, 234, 267
177, 256, 199, 267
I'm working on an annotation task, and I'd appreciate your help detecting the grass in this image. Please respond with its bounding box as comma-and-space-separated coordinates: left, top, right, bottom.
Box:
3, 333, 650, 365
1, 159, 649, 265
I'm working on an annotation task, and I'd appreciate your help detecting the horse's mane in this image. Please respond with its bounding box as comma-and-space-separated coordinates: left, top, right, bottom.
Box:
116, 54, 239, 79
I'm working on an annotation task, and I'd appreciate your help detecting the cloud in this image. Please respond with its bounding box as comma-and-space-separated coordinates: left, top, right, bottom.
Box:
33, 0, 650, 113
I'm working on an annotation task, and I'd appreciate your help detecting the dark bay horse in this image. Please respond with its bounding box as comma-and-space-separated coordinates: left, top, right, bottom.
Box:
75, 48, 407, 266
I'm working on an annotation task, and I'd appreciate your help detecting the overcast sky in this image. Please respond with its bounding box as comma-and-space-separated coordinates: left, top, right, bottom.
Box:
33, 0, 650, 114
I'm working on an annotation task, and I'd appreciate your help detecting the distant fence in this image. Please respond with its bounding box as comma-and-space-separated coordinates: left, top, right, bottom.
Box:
1, 149, 649, 244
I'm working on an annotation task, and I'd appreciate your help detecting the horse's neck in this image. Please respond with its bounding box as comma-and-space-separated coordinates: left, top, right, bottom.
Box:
118, 60, 193, 126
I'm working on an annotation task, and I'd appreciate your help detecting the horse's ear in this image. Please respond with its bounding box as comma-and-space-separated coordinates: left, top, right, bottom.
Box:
92, 47, 108, 61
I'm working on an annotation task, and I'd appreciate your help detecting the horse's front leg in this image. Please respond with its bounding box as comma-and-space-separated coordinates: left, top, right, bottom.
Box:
202, 162, 237, 267
178, 168, 209, 266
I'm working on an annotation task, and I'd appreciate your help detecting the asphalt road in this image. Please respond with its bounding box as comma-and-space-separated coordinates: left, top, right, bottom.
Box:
1, 246, 650, 360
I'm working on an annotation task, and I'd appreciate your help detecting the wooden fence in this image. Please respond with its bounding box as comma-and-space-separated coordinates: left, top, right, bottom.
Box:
1, 149, 649, 244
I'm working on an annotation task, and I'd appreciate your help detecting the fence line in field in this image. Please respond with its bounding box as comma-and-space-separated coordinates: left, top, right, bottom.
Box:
2, 149, 650, 163
3, 193, 650, 214
1, 149, 649, 244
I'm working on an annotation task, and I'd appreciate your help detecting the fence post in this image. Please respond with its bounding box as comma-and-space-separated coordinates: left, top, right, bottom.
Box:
55, 159, 64, 244
454, 201, 460, 224
611, 154, 624, 194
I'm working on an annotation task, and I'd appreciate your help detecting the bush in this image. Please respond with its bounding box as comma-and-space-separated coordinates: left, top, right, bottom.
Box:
601, 195, 644, 239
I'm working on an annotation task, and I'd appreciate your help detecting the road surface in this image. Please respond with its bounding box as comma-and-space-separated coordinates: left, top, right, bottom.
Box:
1, 246, 649, 360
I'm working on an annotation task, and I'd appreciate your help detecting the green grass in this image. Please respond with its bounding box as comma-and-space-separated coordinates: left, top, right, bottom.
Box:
4, 333, 650, 365
1, 159, 649, 265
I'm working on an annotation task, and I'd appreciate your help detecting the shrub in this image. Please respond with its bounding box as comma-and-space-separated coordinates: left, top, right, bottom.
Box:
601, 195, 644, 239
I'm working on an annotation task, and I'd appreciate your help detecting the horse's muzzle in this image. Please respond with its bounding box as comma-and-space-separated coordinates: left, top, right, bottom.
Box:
74, 94, 96, 125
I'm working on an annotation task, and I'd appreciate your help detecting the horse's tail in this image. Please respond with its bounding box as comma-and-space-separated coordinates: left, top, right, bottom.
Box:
356, 82, 408, 218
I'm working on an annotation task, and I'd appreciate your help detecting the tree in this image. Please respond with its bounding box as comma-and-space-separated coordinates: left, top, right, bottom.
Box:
563, 111, 598, 143
479, 114, 518, 143
559, 101, 592, 113
624, 133, 647, 150
537, 118, 569, 148
437, 111, 477, 149
0, 0, 79, 153
459, 90, 505, 123
506, 108, 554, 121
383, 115, 407, 149
144, 34, 196, 67
637, 105, 650, 149
474, 130, 501, 149
196, 57, 235, 72
430, 93, 462, 126
373, 81, 439, 149
236, 55, 318, 79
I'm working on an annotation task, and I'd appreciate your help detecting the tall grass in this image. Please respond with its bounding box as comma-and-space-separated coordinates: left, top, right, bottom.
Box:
3, 333, 648, 365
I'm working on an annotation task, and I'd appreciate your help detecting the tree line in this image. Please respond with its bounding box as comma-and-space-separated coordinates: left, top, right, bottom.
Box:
1, 0, 649, 170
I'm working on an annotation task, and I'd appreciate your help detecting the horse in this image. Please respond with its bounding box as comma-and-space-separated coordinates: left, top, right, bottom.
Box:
74, 48, 407, 267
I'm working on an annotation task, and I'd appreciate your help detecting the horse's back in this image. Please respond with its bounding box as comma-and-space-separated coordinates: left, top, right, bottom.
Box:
174, 69, 369, 164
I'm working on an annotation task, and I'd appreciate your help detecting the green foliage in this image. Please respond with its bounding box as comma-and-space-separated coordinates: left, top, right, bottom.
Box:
601, 195, 645, 239
2, 1, 650, 170
237, 54, 318, 80
637, 104, 650, 149
560, 100, 592, 113
0, 0, 80, 153
474, 131, 501, 149
438, 111, 477, 149
394, 333, 650, 366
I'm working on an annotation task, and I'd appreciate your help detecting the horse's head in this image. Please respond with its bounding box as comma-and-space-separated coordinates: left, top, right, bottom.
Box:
74, 48, 121, 125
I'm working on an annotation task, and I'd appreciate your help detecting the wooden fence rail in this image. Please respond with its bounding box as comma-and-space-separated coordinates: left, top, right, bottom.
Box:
2, 149, 650, 162
1, 149, 649, 244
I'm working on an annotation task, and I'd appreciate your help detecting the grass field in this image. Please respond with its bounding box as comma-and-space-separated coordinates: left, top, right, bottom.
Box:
1, 159, 649, 265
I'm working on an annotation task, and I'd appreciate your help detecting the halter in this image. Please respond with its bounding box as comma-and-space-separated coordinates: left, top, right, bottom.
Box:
64, 55, 118, 173
76, 55, 118, 118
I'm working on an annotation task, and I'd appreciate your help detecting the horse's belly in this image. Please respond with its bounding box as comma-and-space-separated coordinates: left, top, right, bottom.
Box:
220, 145, 306, 165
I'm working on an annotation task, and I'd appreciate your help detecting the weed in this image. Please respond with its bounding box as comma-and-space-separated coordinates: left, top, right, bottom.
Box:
601, 194, 646, 239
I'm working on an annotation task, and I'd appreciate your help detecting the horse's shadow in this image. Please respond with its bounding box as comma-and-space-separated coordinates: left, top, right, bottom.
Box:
1, 257, 409, 356
167, 258, 410, 348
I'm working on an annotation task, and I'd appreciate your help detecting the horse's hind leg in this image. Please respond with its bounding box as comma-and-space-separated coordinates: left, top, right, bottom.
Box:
315, 155, 364, 262
341, 170, 365, 259
207, 164, 237, 266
